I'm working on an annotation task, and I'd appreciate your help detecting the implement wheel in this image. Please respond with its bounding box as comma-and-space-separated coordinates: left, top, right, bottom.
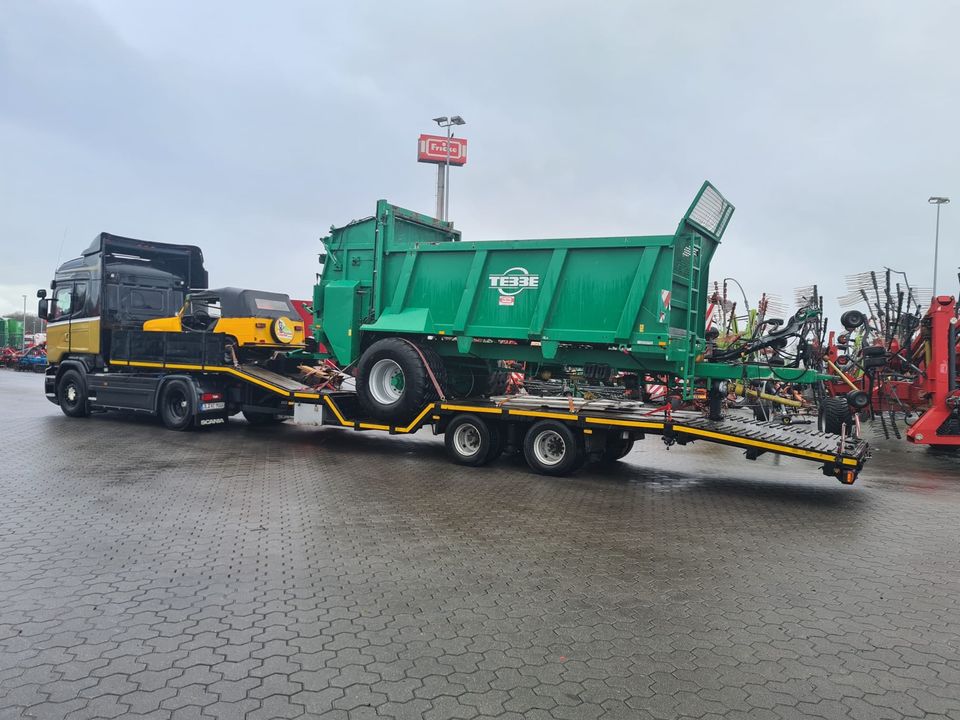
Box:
444, 414, 502, 467
523, 420, 584, 476
819, 397, 852, 435
357, 338, 446, 422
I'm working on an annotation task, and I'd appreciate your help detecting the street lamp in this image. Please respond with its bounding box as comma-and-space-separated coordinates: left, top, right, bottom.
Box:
433, 115, 466, 221
21, 294, 26, 353
929, 196, 950, 298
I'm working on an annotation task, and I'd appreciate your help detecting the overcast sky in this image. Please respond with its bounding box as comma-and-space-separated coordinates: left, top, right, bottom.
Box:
1, 1, 957, 327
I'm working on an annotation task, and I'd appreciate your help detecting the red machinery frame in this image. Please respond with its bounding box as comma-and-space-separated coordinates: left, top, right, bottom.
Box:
907, 296, 960, 447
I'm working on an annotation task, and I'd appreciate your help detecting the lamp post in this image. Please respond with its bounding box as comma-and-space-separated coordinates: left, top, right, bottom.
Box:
21, 294, 26, 353
432, 115, 466, 221
929, 196, 950, 298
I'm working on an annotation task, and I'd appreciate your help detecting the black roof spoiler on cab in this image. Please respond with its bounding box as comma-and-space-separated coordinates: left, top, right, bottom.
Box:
82, 232, 209, 290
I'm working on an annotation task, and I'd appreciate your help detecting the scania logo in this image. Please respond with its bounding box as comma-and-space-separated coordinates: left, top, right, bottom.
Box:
488, 267, 540, 296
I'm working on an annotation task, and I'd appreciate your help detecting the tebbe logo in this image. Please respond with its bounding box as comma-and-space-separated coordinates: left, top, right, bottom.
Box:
488, 267, 541, 297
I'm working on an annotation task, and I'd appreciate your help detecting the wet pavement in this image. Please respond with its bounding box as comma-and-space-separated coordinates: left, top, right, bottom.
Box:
1, 368, 959, 720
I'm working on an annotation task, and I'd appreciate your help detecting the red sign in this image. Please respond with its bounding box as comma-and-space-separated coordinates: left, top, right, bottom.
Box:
418, 134, 467, 166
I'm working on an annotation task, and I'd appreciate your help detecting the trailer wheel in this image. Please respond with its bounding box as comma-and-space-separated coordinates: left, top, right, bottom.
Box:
444, 414, 501, 466
523, 420, 584, 476
159, 379, 195, 431
357, 338, 445, 422
819, 397, 852, 435
58, 369, 89, 418
600, 438, 634, 464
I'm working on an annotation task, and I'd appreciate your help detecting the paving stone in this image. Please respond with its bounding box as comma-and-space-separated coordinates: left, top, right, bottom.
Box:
2, 371, 960, 720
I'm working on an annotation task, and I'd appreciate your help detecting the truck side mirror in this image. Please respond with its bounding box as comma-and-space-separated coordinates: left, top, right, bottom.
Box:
37, 289, 47, 299
37, 298, 49, 321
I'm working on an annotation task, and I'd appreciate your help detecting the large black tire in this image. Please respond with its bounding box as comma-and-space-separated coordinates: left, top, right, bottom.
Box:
356, 338, 446, 422
444, 414, 502, 467
752, 400, 772, 422
523, 420, 584, 476
57, 369, 89, 418
819, 397, 852, 435
599, 438, 634, 465
840, 310, 866, 331
159, 379, 195, 431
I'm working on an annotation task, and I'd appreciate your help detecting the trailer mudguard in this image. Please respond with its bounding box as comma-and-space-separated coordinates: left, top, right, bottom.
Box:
321, 281, 362, 365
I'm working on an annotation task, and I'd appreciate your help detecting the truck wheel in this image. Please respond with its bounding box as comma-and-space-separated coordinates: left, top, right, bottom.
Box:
356, 338, 445, 422
58, 369, 89, 418
523, 420, 584, 476
819, 397, 852, 435
600, 438, 634, 464
445, 414, 501, 467
159, 379, 195, 431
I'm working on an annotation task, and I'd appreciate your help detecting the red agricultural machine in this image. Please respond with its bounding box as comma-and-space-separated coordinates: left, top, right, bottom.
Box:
823, 269, 959, 448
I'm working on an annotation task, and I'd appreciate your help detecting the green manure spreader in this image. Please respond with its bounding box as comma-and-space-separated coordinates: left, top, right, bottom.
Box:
313, 183, 826, 422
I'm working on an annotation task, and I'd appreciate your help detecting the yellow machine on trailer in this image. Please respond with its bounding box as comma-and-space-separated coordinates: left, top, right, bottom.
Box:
143, 287, 306, 358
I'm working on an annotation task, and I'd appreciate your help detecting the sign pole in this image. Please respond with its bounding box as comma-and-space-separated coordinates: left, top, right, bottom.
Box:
420, 119, 466, 222
436, 163, 445, 220
444, 125, 452, 222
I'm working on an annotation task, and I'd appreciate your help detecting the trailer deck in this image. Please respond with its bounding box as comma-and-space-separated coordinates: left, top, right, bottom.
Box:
310, 393, 869, 483
90, 333, 870, 482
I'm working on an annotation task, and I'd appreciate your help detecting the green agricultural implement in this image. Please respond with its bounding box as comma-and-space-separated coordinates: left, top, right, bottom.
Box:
312, 182, 827, 421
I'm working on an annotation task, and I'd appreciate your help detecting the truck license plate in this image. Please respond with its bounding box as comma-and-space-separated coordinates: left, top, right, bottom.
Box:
201, 401, 226, 412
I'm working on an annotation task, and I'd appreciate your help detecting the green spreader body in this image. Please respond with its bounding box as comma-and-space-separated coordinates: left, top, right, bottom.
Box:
313, 183, 819, 393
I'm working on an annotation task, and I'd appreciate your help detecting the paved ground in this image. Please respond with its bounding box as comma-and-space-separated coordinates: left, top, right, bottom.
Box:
2, 369, 960, 720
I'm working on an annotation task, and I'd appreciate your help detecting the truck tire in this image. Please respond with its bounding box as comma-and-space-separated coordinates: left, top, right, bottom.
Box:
523, 420, 584, 476
356, 338, 445, 422
600, 438, 634, 465
819, 397, 852, 435
444, 414, 502, 467
58, 369, 90, 418
159, 379, 195, 431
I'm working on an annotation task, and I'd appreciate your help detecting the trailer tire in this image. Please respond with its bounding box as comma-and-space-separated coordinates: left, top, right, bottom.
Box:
523, 420, 584, 476
58, 369, 89, 418
819, 397, 852, 435
159, 379, 195, 431
600, 438, 634, 464
445, 414, 501, 467
357, 338, 445, 422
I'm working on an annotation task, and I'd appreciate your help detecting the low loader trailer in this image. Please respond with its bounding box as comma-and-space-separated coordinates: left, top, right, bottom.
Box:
36, 186, 870, 483
40, 324, 868, 483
